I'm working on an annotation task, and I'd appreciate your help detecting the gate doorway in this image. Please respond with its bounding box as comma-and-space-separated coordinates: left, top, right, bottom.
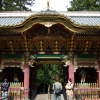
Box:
36, 64, 64, 94
29, 63, 68, 99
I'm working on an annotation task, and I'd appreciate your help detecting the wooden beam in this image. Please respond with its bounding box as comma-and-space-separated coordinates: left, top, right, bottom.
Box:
37, 60, 63, 64
9, 41, 14, 51
70, 34, 75, 51
84, 40, 89, 51
22, 34, 28, 51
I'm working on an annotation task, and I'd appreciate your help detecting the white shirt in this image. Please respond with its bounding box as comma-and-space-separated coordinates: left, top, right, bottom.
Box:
53, 82, 62, 93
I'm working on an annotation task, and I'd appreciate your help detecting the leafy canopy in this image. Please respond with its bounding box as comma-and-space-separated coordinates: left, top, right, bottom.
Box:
0, 0, 35, 11
68, 0, 100, 11
36, 64, 64, 87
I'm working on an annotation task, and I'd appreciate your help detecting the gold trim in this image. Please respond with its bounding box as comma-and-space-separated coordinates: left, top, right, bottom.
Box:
37, 57, 61, 58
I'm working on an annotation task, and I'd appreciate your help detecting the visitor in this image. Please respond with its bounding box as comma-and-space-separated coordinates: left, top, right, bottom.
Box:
1, 79, 10, 100
53, 77, 62, 100
65, 78, 74, 100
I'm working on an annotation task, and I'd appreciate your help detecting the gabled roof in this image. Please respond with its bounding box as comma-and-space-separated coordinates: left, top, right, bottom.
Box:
0, 16, 26, 26
0, 11, 100, 27
68, 16, 100, 26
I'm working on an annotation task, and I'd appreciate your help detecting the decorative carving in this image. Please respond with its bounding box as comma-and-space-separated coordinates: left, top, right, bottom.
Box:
50, 25, 71, 39
61, 55, 71, 67
9, 41, 14, 51
0, 38, 100, 52
47, 0, 50, 9
79, 70, 86, 84
74, 54, 98, 70
40, 22, 56, 27
0, 54, 25, 69
28, 55, 37, 67
39, 41, 43, 51
27, 24, 48, 39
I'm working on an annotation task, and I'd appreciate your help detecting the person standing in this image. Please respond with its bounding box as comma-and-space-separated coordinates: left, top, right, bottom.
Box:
65, 78, 74, 100
53, 77, 62, 100
1, 79, 10, 100
14, 74, 19, 83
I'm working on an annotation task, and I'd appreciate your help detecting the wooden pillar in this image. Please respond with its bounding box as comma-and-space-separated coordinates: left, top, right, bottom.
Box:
68, 53, 74, 84
69, 64, 74, 83
24, 64, 30, 98
98, 61, 100, 87
24, 52, 30, 99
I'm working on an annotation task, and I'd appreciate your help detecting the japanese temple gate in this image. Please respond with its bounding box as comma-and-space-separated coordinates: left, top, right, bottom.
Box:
0, 10, 100, 99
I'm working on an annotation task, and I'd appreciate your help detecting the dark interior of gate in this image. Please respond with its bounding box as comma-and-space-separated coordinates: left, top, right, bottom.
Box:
1, 67, 24, 82
75, 68, 98, 83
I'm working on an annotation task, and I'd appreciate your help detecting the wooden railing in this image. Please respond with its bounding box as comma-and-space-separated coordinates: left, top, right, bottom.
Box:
0, 82, 24, 100
74, 88, 100, 100
74, 83, 100, 100
10, 82, 24, 87
8, 88, 24, 100
0, 82, 24, 87
75, 83, 99, 88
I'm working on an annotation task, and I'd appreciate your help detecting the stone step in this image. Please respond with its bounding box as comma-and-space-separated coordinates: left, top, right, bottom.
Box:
34, 94, 48, 100
34, 94, 64, 100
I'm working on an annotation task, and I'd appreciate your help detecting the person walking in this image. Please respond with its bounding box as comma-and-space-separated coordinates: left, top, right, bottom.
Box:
53, 77, 62, 100
1, 79, 10, 100
65, 78, 74, 100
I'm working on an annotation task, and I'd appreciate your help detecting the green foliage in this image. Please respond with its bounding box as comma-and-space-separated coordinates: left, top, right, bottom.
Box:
36, 64, 64, 87
68, 0, 100, 11
0, 0, 32, 11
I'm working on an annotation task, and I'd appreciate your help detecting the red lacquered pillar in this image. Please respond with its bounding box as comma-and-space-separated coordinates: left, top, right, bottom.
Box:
24, 64, 30, 98
69, 64, 74, 83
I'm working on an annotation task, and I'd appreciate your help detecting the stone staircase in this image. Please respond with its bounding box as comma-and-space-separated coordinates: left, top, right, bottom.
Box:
34, 94, 64, 100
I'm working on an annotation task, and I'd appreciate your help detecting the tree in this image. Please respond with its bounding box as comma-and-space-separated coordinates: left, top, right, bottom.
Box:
68, 0, 100, 11
0, 0, 35, 11
36, 64, 64, 87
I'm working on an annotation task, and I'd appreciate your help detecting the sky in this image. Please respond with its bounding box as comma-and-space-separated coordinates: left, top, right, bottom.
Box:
27, 0, 71, 11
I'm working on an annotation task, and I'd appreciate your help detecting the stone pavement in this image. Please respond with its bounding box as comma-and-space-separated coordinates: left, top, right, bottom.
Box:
34, 94, 64, 100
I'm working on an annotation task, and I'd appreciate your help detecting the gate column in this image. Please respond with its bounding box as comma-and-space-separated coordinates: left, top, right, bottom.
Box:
68, 53, 74, 83
24, 52, 30, 99
24, 64, 30, 98
69, 64, 74, 83
98, 60, 100, 87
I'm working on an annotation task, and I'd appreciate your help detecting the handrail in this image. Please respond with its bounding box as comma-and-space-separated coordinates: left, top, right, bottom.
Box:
48, 85, 50, 100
